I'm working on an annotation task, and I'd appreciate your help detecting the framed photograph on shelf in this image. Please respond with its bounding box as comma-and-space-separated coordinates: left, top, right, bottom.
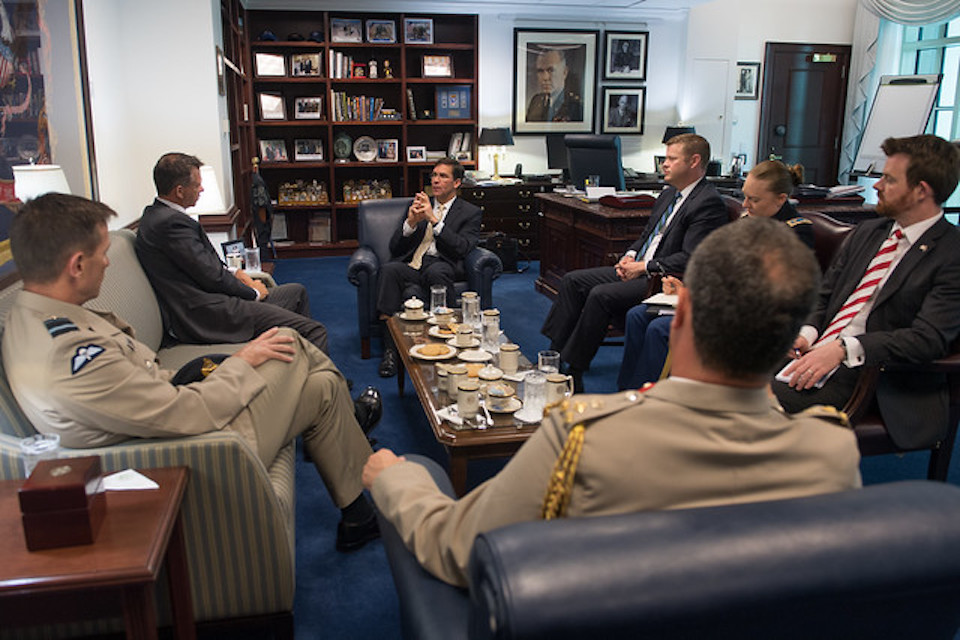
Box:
601, 87, 646, 135
735, 61, 761, 100
406, 145, 427, 162
221, 240, 244, 259
422, 54, 453, 78
294, 96, 323, 119
258, 93, 286, 120
603, 31, 648, 81
291, 53, 322, 77
259, 139, 288, 162
513, 28, 597, 135
254, 52, 286, 77
294, 139, 324, 161
404, 18, 433, 44
377, 139, 399, 162
366, 19, 396, 44
331, 18, 363, 43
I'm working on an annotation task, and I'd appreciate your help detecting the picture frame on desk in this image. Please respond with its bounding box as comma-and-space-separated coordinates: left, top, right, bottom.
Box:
601, 87, 645, 135
291, 53, 321, 77
331, 18, 363, 43
259, 139, 288, 163
513, 29, 597, 135
294, 96, 323, 120
406, 145, 427, 162
366, 19, 396, 44
258, 93, 285, 120
422, 54, 453, 78
295, 139, 324, 161
254, 52, 286, 77
404, 18, 433, 44
735, 62, 761, 100
603, 31, 648, 81
377, 139, 399, 162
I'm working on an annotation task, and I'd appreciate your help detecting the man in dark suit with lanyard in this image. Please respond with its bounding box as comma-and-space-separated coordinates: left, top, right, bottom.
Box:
541, 133, 728, 391
774, 134, 960, 451
377, 158, 482, 377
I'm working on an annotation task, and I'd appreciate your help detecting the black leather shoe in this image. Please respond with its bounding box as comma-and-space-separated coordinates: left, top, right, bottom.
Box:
379, 348, 398, 378
354, 386, 382, 435
336, 514, 380, 552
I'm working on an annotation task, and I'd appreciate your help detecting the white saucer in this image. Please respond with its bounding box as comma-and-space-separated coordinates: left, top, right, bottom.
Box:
399, 312, 429, 322
486, 397, 522, 413
447, 336, 480, 348
513, 407, 543, 424
428, 325, 457, 339
458, 349, 493, 362
427, 315, 457, 326
409, 343, 457, 360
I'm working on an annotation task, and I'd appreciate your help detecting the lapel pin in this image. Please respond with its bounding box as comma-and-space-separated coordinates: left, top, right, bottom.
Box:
919, 244, 928, 252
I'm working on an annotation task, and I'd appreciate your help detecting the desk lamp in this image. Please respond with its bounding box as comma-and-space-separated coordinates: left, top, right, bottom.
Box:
478, 127, 515, 180
190, 165, 228, 216
12, 164, 71, 201
662, 125, 696, 144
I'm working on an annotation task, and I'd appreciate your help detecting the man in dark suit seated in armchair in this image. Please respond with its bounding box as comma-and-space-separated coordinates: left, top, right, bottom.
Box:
774, 134, 960, 451
540, 133, 729, 391
377, 158, 481, 377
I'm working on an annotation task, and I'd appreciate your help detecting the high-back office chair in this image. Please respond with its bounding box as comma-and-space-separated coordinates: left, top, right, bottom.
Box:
565, 134, 626, 191
346, 198, 503, 359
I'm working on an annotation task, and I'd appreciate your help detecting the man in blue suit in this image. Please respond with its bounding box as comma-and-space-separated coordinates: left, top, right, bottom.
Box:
541, 134, 729, 391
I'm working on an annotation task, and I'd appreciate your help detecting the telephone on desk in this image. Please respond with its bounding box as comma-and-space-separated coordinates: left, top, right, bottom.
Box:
623, 167, 640, 178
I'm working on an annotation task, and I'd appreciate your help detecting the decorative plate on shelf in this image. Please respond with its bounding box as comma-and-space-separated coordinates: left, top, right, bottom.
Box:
353, 136, 377, 162
333, 132, 353, 161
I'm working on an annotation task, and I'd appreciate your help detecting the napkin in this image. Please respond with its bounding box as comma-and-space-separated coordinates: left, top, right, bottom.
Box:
103, 469, 160, 491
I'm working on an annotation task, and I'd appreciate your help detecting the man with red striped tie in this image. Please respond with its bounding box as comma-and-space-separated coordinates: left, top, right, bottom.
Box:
773, 134, 960, 451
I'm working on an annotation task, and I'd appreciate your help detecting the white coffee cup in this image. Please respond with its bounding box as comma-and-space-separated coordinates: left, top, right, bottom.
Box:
485, 382, 515, 412
404, 298, 426, 319
434, 306, 454, 325
455, 325, 474, 347
499, 343, 520, 374
447, 364, 467, 397
546, 373, 574, 406
457, 379, 480, 419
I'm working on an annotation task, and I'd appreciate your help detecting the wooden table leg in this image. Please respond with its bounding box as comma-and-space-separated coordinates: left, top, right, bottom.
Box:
448, 453, 468, 497
122, 583, 158, 640
397, 359, 406, 396
165, 513, 196, 640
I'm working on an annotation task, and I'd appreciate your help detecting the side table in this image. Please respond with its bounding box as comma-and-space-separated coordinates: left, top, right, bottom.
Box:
0, 466, 194, 640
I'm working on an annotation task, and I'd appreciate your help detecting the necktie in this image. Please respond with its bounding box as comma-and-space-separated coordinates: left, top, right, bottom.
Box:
545, 95, 553, 120
639, 192, 680, 257
409, 204, 444, 270
815, 229, 904, 345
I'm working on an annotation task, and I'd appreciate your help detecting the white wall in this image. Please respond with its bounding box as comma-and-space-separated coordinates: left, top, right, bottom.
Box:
83, 0, 226, 228
686, 0, 859, 170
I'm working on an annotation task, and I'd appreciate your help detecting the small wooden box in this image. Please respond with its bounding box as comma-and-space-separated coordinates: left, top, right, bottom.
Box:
18, 456, 105, 551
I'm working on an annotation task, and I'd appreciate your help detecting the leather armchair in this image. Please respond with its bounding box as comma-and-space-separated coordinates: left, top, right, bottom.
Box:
347, 197, 503, 359
379, 456, 960, 640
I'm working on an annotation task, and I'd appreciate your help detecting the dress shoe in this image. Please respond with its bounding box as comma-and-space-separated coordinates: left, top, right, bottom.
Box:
354, 386, 382, 434
379, 348, 398, 377
336, 514, 380, 552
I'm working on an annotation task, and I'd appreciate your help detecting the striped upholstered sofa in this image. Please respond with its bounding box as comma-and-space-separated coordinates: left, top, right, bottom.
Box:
0, 229, 296, 638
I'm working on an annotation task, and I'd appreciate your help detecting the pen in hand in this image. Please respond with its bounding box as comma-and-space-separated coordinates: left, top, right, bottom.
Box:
793, 348, 802, 359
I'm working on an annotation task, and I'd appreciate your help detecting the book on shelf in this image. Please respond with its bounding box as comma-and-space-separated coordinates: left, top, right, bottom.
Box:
407, 88, 417, 121
330, 91, 385, 121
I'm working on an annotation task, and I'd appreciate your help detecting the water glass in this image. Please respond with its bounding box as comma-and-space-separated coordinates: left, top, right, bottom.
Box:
538, 349, 561, 375
481, 309, 500, 353
461, 291, 481, 332
517, 371, 546, 422
244, 247, 262, 272
430, 284, 447, 314
20, 433, 60, 477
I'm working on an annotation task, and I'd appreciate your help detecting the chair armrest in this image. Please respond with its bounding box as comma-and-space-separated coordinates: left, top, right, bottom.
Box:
246, 270, 277, 288
347, 247, 381, 287
883, 352, 960, 375
464, 247, 503, 309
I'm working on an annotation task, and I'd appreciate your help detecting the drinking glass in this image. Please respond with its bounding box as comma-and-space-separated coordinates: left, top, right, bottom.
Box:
244, 247, 262, 272
20, 433, 60, 477
515, 371, 546, 424
538, 349, 560, 375
481, 309, 500, 353
461, 291, 481, 333
430, 284, 447, 314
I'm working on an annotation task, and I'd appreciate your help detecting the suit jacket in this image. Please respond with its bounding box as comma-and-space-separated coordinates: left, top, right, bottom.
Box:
628, 179, 729, 275
372, 380, 861, 587
136, 199, 259, 343
772, 201, 814, 249
811, 216, 960, 448
388, 197, 482, 272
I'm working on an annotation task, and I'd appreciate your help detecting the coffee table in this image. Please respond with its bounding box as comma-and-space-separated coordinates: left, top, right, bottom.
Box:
0, 466, 194, 639
387, 315, 539, 496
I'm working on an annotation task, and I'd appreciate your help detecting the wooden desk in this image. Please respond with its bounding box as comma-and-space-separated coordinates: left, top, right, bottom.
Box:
0, 466, 194, 640
535, 192, 653, 298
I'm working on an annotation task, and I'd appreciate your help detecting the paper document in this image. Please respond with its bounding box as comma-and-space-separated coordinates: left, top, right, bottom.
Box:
642, 293, 678, 307
103, 469, 160, 491
774, 362, 839, 389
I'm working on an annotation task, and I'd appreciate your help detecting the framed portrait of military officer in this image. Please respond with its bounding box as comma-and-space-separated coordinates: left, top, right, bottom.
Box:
513, 29, 597, 135
602, 87, 646, 134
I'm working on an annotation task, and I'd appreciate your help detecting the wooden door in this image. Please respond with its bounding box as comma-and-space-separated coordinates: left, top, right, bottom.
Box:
757, 43, 851, 185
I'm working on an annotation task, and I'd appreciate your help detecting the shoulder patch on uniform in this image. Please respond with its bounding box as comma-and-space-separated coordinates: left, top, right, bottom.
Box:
552, 391, 645, 431
798, 403, 851, 428
71, 344, 105, 374
44, 317, 78, 338
786, 216, 812, 228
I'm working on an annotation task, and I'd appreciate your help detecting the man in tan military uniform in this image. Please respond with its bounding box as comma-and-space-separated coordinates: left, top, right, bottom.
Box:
4, 194, 379, 552
364, 218, 862, 587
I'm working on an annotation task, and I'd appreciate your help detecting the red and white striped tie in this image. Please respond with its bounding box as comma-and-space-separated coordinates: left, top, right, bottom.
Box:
815, 229, 904, 346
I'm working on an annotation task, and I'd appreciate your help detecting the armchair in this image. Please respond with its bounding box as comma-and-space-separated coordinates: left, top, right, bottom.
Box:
347, 197, 503, 359
380, 457, 960, 640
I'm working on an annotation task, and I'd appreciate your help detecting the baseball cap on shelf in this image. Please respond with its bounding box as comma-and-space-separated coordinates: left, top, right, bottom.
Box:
308, 31, 324, 43
257, 29, 277, 41
287, 32, 305, 41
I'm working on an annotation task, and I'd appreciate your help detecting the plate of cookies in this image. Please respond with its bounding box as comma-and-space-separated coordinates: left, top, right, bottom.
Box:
428, 323, 459, 339
410, 343, 458, 360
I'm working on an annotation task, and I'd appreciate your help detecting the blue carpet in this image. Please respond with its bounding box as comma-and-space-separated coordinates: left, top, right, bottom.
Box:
270, 256, 960, 639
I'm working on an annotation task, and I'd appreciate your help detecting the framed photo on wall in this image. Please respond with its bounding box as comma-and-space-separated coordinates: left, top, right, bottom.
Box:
601, 87, 646, 135
404, 18, 433, 44
603, 31, 648, 81
513, 28, 597, 135
735, 61, 761, 100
